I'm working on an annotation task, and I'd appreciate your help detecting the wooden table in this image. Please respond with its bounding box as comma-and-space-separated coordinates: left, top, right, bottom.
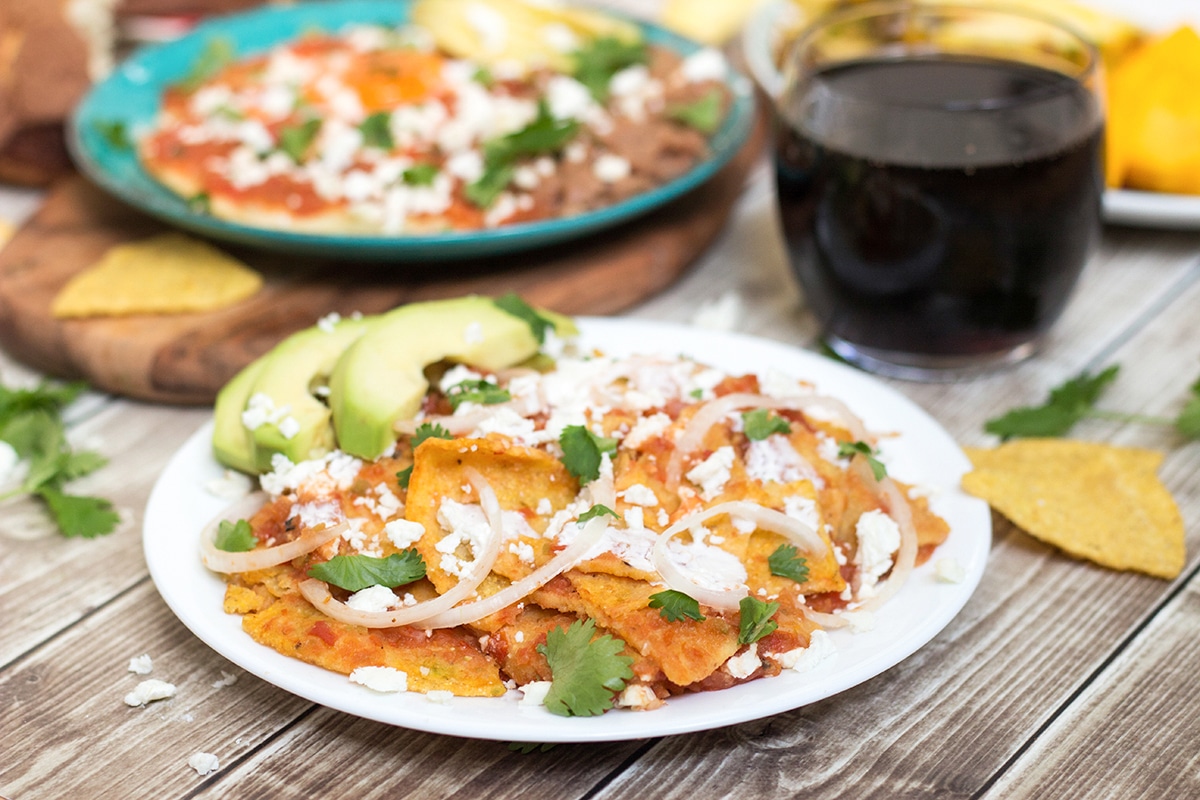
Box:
3, 132, 1200, 800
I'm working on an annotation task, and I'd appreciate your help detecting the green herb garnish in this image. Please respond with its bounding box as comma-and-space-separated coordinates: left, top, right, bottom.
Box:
93, 120, 131, 150
396, 465, 413, 489
577, 503, 619, 525
571, 36, 647, 101
0, 380, 117, 538
742, 409, 792, 441
446, 379, 510, 410
213, 519, 256, 552
402, 163, 439, 186
558, 424, 618, 484
838, 440, 887, 480
411, 422, 453, 449
306, 549, 426, 592
359, 111, 394, 150
767, 544, 809, 583
666, 87, 723, 133
536, 618, 634, 717
737, 596, 779, 645
494, 292, 557, 345
648, 589, 705, 622
278, 118, 322, 162
177, 37, 236, 92
466, 102, 578, 207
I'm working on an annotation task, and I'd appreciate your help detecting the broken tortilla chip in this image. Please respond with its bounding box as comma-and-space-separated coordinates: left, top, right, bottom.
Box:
962, 439, 1184, 579
51, 232, 262, 318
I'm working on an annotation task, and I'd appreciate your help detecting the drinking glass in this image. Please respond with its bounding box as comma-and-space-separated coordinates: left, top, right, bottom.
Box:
774, 1, 1105, 379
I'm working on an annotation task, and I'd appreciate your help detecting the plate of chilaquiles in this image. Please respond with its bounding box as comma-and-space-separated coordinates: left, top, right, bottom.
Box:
144, 296, 990, 742
69, 0, 755, 259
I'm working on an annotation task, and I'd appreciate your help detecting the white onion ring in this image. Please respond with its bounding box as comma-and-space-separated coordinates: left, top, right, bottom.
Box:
420, 515, 610, 629
652, 501, 833, 612
297, 468, 504, 629
199, 492, 346, 574
667, 392, 872, 487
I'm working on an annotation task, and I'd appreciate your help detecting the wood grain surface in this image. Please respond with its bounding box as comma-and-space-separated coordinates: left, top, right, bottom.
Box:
0, 106, 763, 405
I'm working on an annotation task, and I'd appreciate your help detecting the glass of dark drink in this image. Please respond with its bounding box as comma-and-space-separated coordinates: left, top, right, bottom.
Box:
774, 1, 1105, 379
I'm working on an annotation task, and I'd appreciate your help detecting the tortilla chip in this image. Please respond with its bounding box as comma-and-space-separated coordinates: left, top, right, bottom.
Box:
51, 232, 262, 318
962, 439, 1184, 579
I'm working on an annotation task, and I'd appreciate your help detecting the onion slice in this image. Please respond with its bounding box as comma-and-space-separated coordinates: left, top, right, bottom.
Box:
652, 501, 832, 612
667, 392, 871, 487
199, 492, 346, 574
297, 468, 505, 629
420, 515, 610, 629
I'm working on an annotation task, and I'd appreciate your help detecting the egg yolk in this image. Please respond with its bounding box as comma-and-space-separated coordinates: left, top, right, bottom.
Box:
343, 50, 446, 111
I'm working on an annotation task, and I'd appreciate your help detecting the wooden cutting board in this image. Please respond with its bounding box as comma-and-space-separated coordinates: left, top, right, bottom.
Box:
0, 105, 765, 404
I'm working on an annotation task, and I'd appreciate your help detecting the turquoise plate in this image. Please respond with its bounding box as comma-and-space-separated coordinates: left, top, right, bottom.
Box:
68, 0, 755, 261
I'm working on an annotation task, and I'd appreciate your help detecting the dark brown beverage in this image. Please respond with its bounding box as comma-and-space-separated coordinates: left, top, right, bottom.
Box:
775, 55, 1104, 372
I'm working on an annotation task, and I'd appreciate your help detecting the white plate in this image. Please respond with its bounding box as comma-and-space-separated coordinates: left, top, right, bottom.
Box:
143, 318, 991, 742
742, 0, 1200, 230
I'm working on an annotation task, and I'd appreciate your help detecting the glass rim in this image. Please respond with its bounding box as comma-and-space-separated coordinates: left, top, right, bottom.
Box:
783, 0, 1103, 97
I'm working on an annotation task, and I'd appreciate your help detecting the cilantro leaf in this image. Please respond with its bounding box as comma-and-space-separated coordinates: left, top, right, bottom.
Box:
648, 589, 705, 622
577, 504, 619, 525
666, 87, 724, 133
838, 440, 887, 480
738, 596, 779, 645
396, 465, 413, 489
445, 379, 511, 410
558, 425, 618, 484
278, 118, 322, 162
214, 519, 256, 552
572, 36, 647, 101
306, 549, 427, 592
984, 365, 1119, 439
359, 111, 394, 150
0, 380, 116, 538
767, 544, 809, 583
466, 103, 578, 208
536, 618, 634, 717
177, 37, 235, 92
402, 163, 439, 186
411, 422, 453, 449
742, 409, 792, 441
494, 293, 558, 344
38, 487, 119, 539
188, 192, 212, 214
93, 120, 131, 150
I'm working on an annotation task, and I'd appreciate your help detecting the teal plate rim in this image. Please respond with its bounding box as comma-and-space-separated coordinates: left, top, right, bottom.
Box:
67, 0, 756, 261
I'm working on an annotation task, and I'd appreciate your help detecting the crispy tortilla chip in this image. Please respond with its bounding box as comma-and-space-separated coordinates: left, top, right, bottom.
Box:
52, 232, 262, 318
962, 439, 1184, 579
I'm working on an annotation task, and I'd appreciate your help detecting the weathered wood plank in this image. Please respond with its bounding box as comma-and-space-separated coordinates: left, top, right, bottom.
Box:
981, 571, 1200, 799
0, 581, 312, 800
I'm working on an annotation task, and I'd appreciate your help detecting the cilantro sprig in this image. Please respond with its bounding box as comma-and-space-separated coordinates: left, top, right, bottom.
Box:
571, 36, 647, 101
838, 440, 887, 481
176, 37, 235, 92
536, 618, 634, 717
648, 589, 705, 622
558, 425, 618, 485
767, 544, 809, 583
278, 118, 322, 162
214, 519, 256, 552
494, 293, 557, 345
742, 409, 791, 441
737, 597, 779, 645
666, 87, 724, 133
306, 549, 426, 592
466, 103, 579, 208
445, 379, 510, 410
0, 380, 117, 538
411, 422, 453, 449
359, 111, 394, 150
92, 120, 131, 151
984, 365, 1200, 441
577, 503, 619, 525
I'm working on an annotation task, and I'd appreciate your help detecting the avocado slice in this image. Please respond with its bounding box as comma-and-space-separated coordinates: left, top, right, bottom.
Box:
329, 295, 573, 460
247, 315, 374, 465
212, 357, 270, 474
